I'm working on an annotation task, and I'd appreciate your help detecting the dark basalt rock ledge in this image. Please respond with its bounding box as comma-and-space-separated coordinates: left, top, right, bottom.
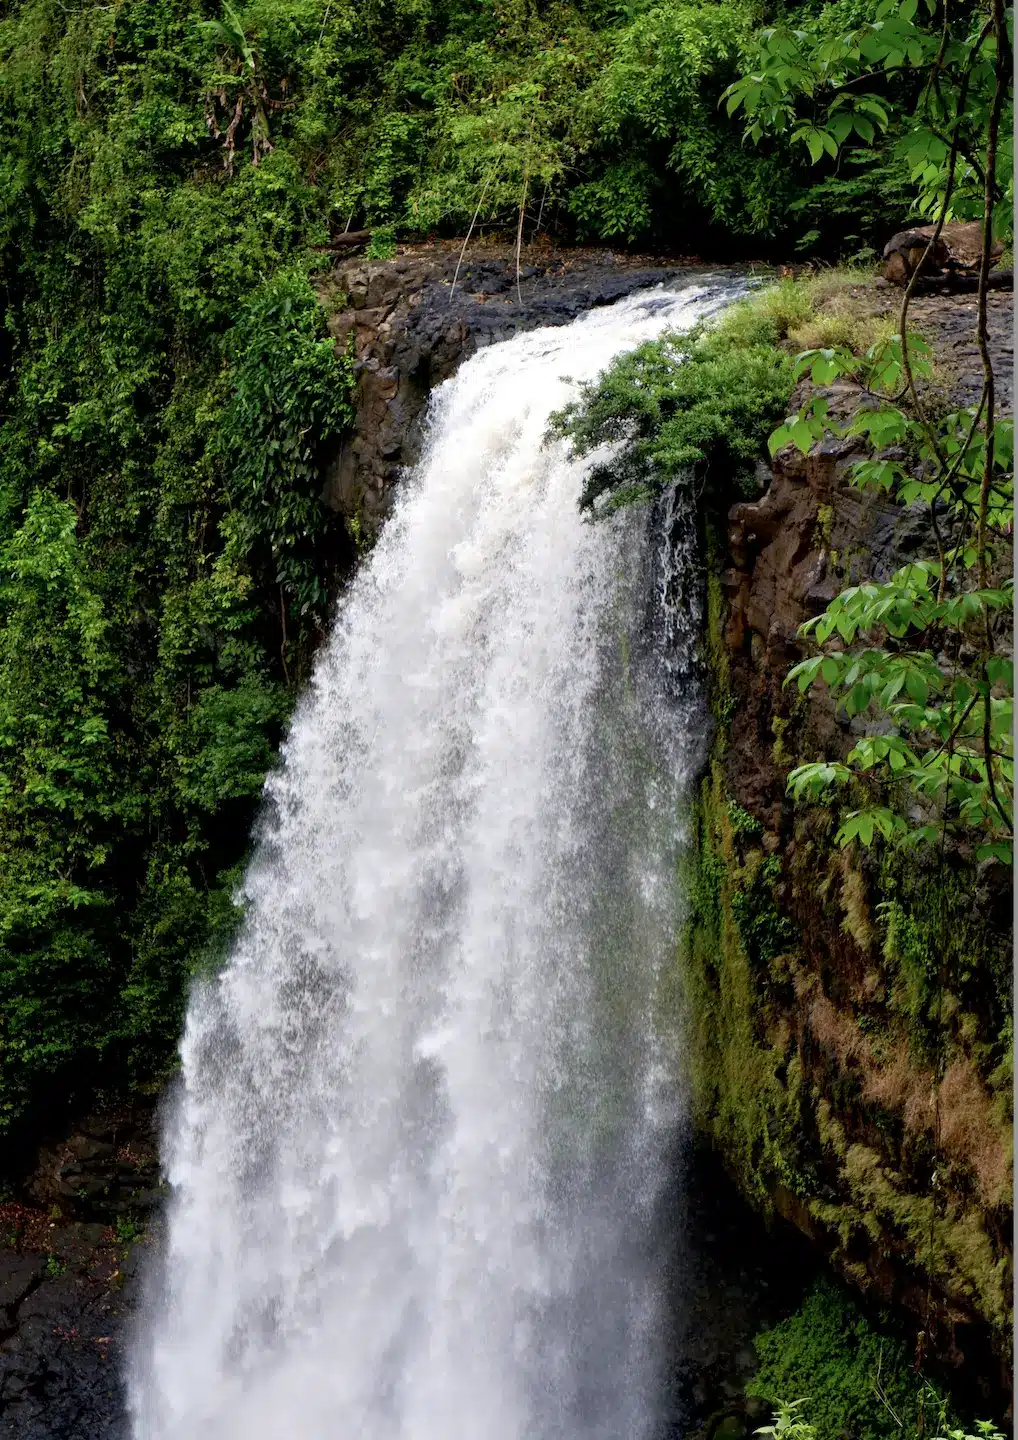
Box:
316, 244, 749, 532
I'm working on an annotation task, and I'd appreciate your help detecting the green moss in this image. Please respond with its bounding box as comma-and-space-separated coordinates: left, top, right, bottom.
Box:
877, 850, 1012, 1077
988, 1019, 1012, 1126
770, 714, 792, 767
879, 897, 936, 1028
679, 758, 814, 1204
732, 851, 797, 968
840, 858, 875, 957
676, 529, 813, 1201
706, 568, 736, 729
834, 1145, 1010, 1333
814, 503, 834, 549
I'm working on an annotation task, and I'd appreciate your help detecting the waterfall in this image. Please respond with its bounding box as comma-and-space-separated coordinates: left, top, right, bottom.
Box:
129, 277, 737, 1440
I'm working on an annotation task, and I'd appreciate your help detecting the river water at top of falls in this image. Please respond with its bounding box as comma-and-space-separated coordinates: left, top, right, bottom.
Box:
128, 276, 743, 1440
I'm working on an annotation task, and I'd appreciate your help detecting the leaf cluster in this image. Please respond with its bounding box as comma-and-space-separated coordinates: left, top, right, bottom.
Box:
726, 0, 1014, 237
748, 1279, 956, 1440
772, 341, 1013, 862
553, 294, 794, 516
0, 0, 358, 1135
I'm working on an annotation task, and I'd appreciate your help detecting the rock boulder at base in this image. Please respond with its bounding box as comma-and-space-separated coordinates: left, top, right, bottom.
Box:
882, 220, 1004, 286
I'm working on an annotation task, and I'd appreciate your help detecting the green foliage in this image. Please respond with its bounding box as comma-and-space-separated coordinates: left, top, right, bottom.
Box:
776, 342, 1013, 863
748, 1279, 948, 1440
0, 492, 134, 1130
366, 226, 398, 260
553, 291, 795, 515
727, 801, 763, 838
556, 272, 897, 517
567, 0, 799, 242
879, 897, 938, 1022
556, 272, 910, 520
936, 1422, 1006, 1440
115, 1214, 145, 1246
755, 1399, 816, 1440
757, 1399, 1008, 1440
0, 0, 358, 1137
726, 0, 1014, 240
726, 0, 1013, 869
219, 270, 354, 622
757, 1396, 1008, 1440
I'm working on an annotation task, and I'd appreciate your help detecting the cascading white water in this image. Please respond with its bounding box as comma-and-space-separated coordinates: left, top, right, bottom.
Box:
129, 277, 738, 1440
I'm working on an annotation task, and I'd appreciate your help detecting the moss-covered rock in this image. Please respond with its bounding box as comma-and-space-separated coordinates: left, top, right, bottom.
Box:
679, 482, 1012, 1392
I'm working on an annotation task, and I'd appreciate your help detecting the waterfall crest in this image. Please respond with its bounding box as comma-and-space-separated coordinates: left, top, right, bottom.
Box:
130, 279, 736, 1440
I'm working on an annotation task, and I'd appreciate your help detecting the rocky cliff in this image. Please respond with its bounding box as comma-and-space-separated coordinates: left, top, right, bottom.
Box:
319, 251, 1013, 1399
686, 289, 1013, 1404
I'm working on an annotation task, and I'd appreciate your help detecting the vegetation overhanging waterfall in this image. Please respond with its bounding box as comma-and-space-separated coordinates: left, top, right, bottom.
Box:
126, 280, 741, 1439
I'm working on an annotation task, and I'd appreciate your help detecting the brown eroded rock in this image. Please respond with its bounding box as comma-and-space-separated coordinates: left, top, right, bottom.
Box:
882, 220, 1004, 286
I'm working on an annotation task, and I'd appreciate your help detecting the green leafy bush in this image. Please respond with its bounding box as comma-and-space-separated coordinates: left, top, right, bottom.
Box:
748, 1280, 948, 1440
219, 270, 355, 625
0, 492, 133, 1130
552, 288, 797, 515
778, 349, 1013, 864
755, 1397, 1007, 1440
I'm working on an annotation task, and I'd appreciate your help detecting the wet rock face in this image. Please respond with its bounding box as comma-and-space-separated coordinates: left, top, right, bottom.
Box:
667, 1147, 823, 1440
0, 1104, 159, 1439
911, 290, 1014, 408
316, 247, 711, 532
713, 289, 1013, 1391
0, 1230, 133, 1440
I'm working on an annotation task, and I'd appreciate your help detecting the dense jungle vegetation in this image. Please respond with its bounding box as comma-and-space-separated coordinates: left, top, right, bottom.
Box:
0, 0, 1011, 1148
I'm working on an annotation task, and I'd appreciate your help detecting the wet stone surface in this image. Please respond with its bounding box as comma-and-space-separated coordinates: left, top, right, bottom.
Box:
665, 1146, 821, 1440
903, 289, 1013, 410
316, 243, 746, 534
0, 1105, 159, 1439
